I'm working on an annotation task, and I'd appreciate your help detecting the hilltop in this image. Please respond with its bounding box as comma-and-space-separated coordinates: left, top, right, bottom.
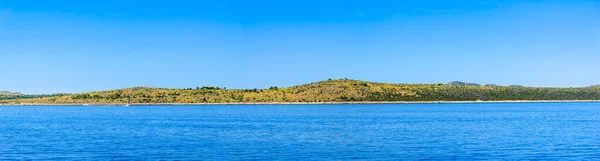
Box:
3, 79, 600, 105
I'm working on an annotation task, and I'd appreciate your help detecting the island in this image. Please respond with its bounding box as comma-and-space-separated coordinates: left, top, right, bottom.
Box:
2, 79, 600, 105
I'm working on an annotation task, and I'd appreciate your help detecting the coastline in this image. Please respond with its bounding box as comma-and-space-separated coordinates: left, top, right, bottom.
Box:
2, 100, 600, 106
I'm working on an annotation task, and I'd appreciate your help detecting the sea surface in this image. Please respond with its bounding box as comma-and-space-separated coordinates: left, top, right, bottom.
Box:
1, 103, 600, 160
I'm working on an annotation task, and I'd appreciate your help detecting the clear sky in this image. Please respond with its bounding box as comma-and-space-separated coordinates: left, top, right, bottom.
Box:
0, 0, 598, 94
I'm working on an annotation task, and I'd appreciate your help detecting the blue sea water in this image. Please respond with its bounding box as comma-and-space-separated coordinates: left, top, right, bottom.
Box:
1, 103, 600, 160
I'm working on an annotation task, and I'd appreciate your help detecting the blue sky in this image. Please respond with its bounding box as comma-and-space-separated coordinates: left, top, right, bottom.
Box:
0, 0, 598, 94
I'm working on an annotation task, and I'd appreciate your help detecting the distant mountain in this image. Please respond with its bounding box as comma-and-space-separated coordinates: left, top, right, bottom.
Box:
0, 91, 22, 96
1, 91, 69, 101
448, 81, 481, 86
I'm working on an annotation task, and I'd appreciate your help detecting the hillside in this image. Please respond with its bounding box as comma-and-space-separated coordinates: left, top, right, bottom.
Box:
3, 79, 600, 104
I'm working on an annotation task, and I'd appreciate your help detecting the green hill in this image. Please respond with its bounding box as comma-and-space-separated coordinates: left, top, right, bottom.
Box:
0, 90, 70, 101
3, 79, 600, 104
0, 91, 23, 100
447, 81, 481, 86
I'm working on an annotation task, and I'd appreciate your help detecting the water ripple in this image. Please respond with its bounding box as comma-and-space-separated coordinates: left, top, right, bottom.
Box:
1, 103, 600, 160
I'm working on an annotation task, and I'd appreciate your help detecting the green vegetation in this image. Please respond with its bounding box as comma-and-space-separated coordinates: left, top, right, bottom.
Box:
0, 91, 69, 101
2, 79, 600, 104
448, 81, 481, 86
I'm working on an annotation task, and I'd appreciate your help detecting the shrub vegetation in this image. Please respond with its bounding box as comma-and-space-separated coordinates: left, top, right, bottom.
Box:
3, 79, 600, 104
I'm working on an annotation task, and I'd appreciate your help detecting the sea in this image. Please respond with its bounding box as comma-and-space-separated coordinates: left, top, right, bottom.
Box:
1, 103, 599, 160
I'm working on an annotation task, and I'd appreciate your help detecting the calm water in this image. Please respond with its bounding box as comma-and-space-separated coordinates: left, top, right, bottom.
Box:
1, 103, 600, 160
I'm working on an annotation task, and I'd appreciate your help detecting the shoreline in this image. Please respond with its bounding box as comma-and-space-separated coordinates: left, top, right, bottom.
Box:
2, 100, 600, 106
